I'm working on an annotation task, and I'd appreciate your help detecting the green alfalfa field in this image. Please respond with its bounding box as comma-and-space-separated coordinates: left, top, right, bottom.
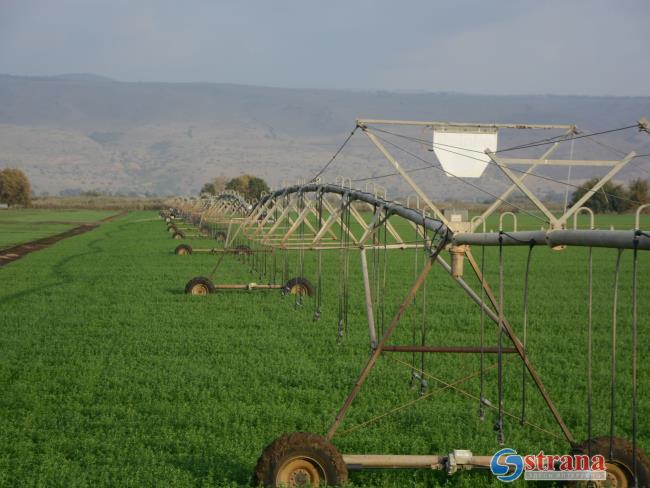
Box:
1, 210, 649, 487
0, 209, 116, 250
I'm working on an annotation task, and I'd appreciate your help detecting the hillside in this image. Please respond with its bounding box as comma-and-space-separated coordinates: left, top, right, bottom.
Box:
0, 74, 648, 199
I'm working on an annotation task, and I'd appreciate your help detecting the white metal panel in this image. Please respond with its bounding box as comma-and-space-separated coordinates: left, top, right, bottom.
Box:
433, 130, 498, 178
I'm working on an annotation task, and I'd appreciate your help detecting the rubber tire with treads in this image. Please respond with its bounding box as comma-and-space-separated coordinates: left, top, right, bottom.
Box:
172, 231, 185, 240
235, 245, 252, 256
283, 277, 314, 297
571, 436, 650, 487
184, 277, 215, 295
174, 244, 192, 255
253, 432, 347, 487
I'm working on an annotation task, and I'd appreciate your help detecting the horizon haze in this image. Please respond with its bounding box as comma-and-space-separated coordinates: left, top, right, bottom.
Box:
1, 2, 649, 199
0, 74, 649, 198
1, 1, 649, 96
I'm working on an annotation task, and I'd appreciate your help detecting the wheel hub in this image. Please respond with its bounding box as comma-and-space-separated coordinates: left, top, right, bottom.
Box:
191, 284, 208, 296
603, 462, 628, 487
290, 468, 310, 485
290, 284, 305, 295
277, 457, 323, 487
578, 462, 629, 488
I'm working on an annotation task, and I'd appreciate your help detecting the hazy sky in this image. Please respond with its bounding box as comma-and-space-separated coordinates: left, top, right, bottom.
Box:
1, 0, 648, 96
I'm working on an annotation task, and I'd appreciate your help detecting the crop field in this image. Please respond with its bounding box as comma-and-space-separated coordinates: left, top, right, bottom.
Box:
1, 210, 649, 487
0, 209, 116, 250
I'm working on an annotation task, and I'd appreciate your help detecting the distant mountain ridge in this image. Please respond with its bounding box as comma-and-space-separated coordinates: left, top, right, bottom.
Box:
53, 73, 116, 82
0, 74, 648, 198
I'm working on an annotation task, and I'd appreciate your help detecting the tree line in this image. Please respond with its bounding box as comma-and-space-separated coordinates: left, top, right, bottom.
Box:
200, 173, 649, 214
0, 168, 31, 207
2, 167, 647, 213
200, 174, 269, 200
570, 177, 649, 213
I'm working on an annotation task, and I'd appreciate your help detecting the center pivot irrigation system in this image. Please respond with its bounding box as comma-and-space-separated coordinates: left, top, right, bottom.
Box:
165, 191, 252, 245
162, 191, 318, 297
165, 117, 650, 487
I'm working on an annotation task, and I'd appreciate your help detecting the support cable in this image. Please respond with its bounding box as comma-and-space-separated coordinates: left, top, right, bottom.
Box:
479, 244, 487, 421
497, 232, 505, 445
365, 123, 640, 155
562, 138, 575, 214
497, 125, 638, 153
314, 191, 323, 321
385, 355, 564, 441
367, 125, 570, 155
309, 126, 358, 182
632, 237, 639, 487
336, 360, 501, 437
585, 135, 650, 177
365, 132, 549, 225
420, 215, 428, 396
344, 201, 351, 336
336, 196, 349, 343
354, 128, 648, 208
380, 216, 388, 337
521, 242, 534, 424
294, 193, 305, 309
587, 247, 594, 459
609, 249, 624, 459
410, 217, 419, 387
372, 205, 380, 343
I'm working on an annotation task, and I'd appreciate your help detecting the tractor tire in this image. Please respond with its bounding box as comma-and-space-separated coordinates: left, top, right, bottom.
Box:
253, 432, 347, 487
174, 244, 192, 256
184, 276, 215, 295
172, 231, 185, 240
168, 225, 177, 233
235, 245, 252, 256
571, 436, 650, 487
214, 231, 227, 242
283, 277, 314, 297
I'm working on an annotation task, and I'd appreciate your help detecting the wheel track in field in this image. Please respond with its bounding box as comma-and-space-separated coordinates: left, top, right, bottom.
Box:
0, 211, 128, 267
0, 218, 127, 305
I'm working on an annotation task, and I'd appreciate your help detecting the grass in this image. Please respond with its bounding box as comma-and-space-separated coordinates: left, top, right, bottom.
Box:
0, 209, 117, 250
31, 196, 166, 211
0, 210, 648, 487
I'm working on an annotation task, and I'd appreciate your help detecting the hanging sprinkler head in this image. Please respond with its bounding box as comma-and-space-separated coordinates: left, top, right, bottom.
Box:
336, 319, 345, 344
